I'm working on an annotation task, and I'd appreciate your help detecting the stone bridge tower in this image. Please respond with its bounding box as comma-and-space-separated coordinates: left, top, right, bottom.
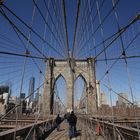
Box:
42, 58, 97, 116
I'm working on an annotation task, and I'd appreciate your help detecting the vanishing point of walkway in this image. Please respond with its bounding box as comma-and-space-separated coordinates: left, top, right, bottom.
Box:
46, 120, 104, 140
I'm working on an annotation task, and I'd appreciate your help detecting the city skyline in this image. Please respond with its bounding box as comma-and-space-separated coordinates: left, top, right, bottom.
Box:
28, 76, 35, 101
0, 1, 140, 139
0, 0, 139, 109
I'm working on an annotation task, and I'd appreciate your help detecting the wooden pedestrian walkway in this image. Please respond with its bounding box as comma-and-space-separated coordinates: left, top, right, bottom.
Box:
46, 120, 105, 140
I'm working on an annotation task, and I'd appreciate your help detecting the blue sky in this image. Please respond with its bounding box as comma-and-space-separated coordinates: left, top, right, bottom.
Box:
0, 0, 140, 107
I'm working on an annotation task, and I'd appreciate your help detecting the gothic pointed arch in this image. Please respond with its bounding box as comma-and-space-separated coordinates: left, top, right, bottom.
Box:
53, 73, 67, 89
75, 73, 87, 86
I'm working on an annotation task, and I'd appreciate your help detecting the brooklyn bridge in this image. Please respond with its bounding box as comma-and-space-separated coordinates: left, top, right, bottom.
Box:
0, 0, 140, 139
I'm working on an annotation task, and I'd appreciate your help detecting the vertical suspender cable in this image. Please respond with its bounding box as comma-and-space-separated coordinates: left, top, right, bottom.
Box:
71, 0, 81, 58
96, 1, 118, 139
62, 0, 70, 58
112, 0, 140, 139
88, 0, 96, 57
13, 1, 37, 139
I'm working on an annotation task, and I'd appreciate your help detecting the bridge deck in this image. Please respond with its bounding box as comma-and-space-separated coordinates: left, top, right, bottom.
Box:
46, 120, 104, 140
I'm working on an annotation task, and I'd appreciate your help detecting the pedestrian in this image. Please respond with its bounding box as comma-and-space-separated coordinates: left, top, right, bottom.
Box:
67, 111, 77, 139
55, 114, 61, 131
64, 114, 67, 119
67, 112, 70, 122
64, 113, 67, 122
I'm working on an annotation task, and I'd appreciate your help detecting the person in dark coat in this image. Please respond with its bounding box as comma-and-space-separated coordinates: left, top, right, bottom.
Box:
67, 111, 77, 138
55, 114, 61, 131
64, 114, 67, 119
64, 113, 67, 122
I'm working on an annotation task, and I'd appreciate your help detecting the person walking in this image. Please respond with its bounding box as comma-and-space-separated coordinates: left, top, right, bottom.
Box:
55, 114, 61, 131
64, 113, 67, 123
67, 111, 77, 139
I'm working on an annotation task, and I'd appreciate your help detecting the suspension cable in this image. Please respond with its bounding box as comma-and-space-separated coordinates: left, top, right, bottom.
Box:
71, 0, 81, 58
94, 13, 140, 60
43, 0, 66, 54
76, 0, 120, 57
32, 0, 67, 58
0, 7, 66, 58
96, 1, 116, 138
75, 0, 105, 56
62, 0, 70, 58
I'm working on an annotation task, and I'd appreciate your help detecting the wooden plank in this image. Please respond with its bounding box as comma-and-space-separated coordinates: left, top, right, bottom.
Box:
46, 121, 68, 140
0, 125, 16, 129
0, 119, 54, 139
46, 119, 105, 140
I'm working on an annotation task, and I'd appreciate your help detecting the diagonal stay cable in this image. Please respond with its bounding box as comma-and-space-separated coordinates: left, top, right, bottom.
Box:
51, 0, 66, 48
76, 0, 105, 56
78, 23, 125, 58
1, 5, 66, 58
96, 1, 116, 138
97, 55, 140, 61
0, 6, 52, 123
2, 4, 49, 47
0, 51, 45, 59
43, 0, 66, 53
0, 82, 45, 121
17, 28, 62, 140
104, 84, 133, 105
94, 13, 140, 60
32, 0, 67, 57
76, 0, 120, 57
13, 3, 38, 138
98, 23, 140, 81
0, 8, 47, 58
9, 21, 48, 81
112, 0, 140, 136
74, 0, 91, 54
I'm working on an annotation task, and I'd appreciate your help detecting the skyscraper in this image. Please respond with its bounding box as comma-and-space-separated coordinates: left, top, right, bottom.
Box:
96, 80, 101, 107
100, 93, 107, 105
35, 90, 39, 102
117, 93, 128, 107
28, 77, 35, 101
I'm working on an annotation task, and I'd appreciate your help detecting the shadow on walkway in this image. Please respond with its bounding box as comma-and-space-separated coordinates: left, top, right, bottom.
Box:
57, 129, 65, 132
73, 130, 82, 138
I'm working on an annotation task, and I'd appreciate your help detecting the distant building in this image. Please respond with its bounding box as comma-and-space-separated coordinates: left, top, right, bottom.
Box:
116, 100, 119, 106
9, 96, 16, 104
7, 96, 16, 114
96, 80, 101, 107
0, 85, 10, 95
28, 77, 35, 101
2, 92, 9, 105
21, 93, 25, 99
0, 85, 11, 105
0, 85, 11, 115
117, 93, 128, 107
38, 94, 43, 112
0, 92, 8, 115
100, 92, 107, 105
35, 91, 39, 102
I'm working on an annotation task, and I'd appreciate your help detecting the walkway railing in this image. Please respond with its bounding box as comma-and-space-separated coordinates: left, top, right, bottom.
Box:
79, 115, 140, 140
0, 119, 55, 140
